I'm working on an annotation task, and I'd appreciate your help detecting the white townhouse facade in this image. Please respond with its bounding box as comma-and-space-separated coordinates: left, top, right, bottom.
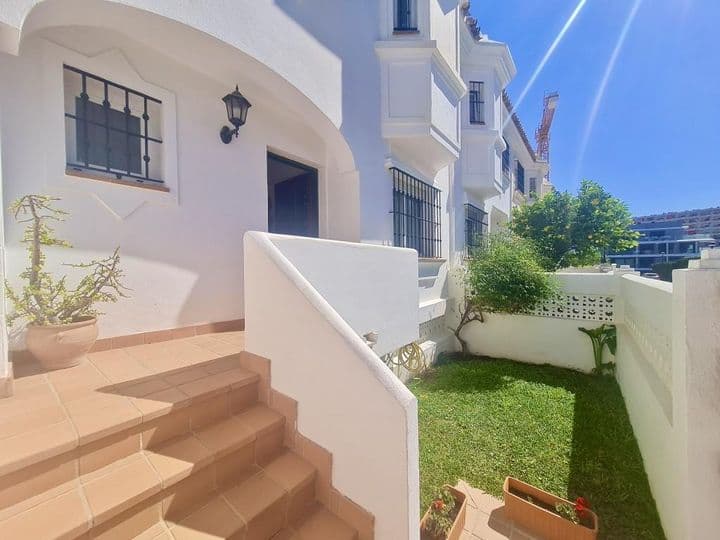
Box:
0, 4, 557, 537
0, 0, 552, 357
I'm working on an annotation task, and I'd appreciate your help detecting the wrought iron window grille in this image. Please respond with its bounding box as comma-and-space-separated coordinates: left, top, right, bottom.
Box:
464, 203, 487, 256
516, 161, 525, 193
390, 167, 442, 259
502, 139, 511, 174
394, 0, 417, 31
469, 81, 485, 124
63, 64, 163, 185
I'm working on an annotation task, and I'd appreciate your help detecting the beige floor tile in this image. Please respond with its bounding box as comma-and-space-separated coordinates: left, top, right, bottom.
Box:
169, 496, 246, 539
145, 435, 213, 488
193, 416, 256, 458
142, 410, 191, 449
202, 354, 243, 374
193, 339, 244, 357
0, 454, 76, 514
0, 419, 78, 475
0, 403, 68, 440
90, 501, 162, 540
163, 366, 212, 387
262, 452, 315, 495
79, 431, 142, 476
161, 468, 215, 522
133, 388, 190, 421
230, 384, 259, 414
132, 522, 169, 540
82, 453, 161, 524
67, 395, 142, 444
0, 487, 91, 540
0, 381, 60, 417
223, 472, 286, 540
270, 529, 299, 540
47, 362, 112, 402
295, 507, 356, 540
116, 377, 174, 399
89, 350, 154, 384
236, 405, 283, 436
188, 394, 230, 430
177, 373, 230, 400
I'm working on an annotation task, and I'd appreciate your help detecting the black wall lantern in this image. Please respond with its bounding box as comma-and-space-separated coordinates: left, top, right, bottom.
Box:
220, 85, 252, 144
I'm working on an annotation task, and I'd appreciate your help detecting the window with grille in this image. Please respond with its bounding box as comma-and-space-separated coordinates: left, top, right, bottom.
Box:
391, 168, 441, 258
395, 0, 417, 31
529, 177, 537, 196
516, 162, 525, 193
63, 65, 164, 186
502, 138, 511, 174
469, 81, 485, 124
465, 203, 487, 255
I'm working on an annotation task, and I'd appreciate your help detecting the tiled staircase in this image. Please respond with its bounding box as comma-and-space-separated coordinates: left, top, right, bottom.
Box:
0, 331, 371, 539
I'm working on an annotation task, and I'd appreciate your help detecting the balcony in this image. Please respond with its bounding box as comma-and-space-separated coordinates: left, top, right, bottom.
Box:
375, 40, 465, 177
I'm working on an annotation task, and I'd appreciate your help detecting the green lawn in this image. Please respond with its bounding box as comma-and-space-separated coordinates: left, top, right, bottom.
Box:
409, 355, 665, 540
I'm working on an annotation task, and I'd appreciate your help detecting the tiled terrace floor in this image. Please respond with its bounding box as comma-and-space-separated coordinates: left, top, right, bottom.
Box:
454, 481, 540, 540
2, 331, 247, 480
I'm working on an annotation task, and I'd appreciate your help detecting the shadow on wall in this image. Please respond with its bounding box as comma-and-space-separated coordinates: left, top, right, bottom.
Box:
4, 0, 371, 336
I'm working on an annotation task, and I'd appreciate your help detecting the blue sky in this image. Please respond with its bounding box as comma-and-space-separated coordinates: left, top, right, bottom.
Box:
470, 0, 720, 216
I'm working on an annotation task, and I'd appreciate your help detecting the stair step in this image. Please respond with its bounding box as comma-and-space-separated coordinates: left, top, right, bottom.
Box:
0, 354, 259, 481
0, 364, 261, 513
294, 506, 359, 540
154, 451, 317, 540
0, 405, 285, 538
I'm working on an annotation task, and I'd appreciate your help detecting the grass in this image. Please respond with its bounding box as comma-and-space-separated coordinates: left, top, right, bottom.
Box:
409, 354, 665, 540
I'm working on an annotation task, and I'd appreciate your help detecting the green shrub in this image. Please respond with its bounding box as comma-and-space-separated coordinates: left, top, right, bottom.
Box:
453, 232, 558, 352
652, 258, 689, 282
5, 195, 128, 326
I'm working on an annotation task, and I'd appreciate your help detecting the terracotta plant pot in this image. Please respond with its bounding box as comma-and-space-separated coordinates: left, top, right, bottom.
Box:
503, 477, 598, 540
420, 485, 468, 540
26, 317, 98, 370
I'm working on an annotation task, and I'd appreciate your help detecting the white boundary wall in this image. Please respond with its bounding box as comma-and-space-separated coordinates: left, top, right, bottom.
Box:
244, 232, 420, 540
463, 273, 620, 373
460, 257, 720, 540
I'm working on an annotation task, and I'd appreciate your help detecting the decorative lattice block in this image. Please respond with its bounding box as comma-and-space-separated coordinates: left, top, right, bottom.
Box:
530, 294, 616, 322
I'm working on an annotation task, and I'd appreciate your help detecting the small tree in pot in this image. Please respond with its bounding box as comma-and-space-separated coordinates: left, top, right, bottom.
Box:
5, 195, 128, 369
452, 232, 558, 353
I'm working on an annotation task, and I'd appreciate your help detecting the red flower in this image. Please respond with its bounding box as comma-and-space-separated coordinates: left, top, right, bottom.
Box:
574, 497, 589, 516
432, 499, 445, 511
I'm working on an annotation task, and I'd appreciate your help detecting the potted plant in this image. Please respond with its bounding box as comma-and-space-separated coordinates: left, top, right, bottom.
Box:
420, 485, 467, 540
5, 195, 127, 370
503, 477, 598, 540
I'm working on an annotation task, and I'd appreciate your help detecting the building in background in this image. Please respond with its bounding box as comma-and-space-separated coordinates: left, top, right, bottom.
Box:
635, 207, 720, 240
608, 220, 716, 273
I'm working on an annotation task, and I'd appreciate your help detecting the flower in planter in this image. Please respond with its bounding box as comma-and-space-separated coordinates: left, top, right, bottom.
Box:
556, 496, 591, 525
575, 497, 589, 517
423, 488, 457, 538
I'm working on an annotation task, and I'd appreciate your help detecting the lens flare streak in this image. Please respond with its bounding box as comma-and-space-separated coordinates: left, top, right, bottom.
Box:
502, 0, 589, 132
574, 0, 644, 181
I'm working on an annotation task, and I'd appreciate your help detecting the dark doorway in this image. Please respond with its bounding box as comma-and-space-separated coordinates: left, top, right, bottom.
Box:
267, 152, 319, 237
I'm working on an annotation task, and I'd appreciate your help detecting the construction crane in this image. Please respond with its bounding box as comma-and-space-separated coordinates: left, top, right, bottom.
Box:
535, 92, 559, 164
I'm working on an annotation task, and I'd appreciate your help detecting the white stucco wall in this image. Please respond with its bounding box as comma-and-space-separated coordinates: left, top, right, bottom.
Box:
267, 234, 419, 356
244, 232, 419, 540
0, 32, 355, 339
462, 273, 619, 372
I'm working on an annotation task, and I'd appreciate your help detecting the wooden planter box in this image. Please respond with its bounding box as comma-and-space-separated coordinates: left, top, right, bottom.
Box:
503, 477, 598, 540
420, 485, 468, 540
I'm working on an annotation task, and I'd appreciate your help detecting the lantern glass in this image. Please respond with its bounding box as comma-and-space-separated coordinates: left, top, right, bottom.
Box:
222, 86, 251, 129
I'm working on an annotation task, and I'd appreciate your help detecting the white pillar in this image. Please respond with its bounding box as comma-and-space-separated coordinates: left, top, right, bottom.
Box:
672, 248, 720, 539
